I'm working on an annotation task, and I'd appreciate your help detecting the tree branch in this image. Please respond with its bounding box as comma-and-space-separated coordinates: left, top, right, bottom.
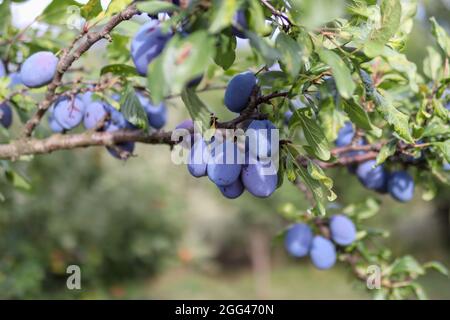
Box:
21, 4, 140, 137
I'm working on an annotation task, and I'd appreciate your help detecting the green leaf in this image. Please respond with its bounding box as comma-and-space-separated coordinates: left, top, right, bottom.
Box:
41, 0, 82, 25
388, 255, 425, 276
5, 169, 31, 191
120, 83, 149, 129
317, 49, 355, 99
373, 92, 414, 143
432, 140, 450, 163
214, 32, 236, 70
147, 56, 168, 105
423, 46, 443, 81
307, 161, 336, 201
181, 88, 212, 130
81, 0, 103, 20
364, 0, 402, 57
136, 1, 179, 15
0, 0, 11, 34
100, 64, 139, 77
247, 0, 270, 35
275, 32, 302, 78
423, 261, 449, 277
247, 32, 280, 65
289, 108, 331, 161
209, 0, 240, 34
376, 140, 396, 165
430, 17, 450, 57
342, 97, 382, 137
161, 31, 216, 94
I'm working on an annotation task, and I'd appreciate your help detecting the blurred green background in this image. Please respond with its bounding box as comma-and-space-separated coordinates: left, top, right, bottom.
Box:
0, 0, 449, 299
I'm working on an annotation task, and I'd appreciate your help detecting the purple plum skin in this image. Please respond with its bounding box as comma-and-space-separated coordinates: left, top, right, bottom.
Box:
20, 51, 58, 88
310, 236, 337, 270
241, 162, 278, 198
53, 98, 85, 130
335, 122, 354, 147
224, 72, 257, 113
329, 215, 357, 246
188, 139, 209, 178
0, 103, 13, 128
387, 171, 415, 202
84, 102, 108, 130
356, 160, 389, 192
284, 223, 313, 258
131, 20, 172, 76
246, 119, 277, 160
232, 10, 248, 39
207, 141, 242, 187
218, 179, 245, 199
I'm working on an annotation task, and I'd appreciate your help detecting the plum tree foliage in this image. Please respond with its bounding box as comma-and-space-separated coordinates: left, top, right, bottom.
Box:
0, 0, 449, 299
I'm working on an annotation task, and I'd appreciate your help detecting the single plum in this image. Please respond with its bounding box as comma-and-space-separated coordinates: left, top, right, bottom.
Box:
137, 92, 168, 129
387, 171, 415, 202
48, 106, 64, 133
335, 122, 354, 147
310, 236, 337, 270
224, 72, 257, 113
176, 119, 197, 149
232, 10, 248, 39
20, 51, 58, 88
0, 103, 13, 128
329, 215, 357, 246
356, 160, 389, 192
53, 98, 85, 130
241, 161, 278, 198
187, 138, 209, 178
105, 124, 135, 160
84, 102, 108, 130
207, 141, 242, 186
246, 119, 278, 161
218, 179, 245, 199
131, 20, 172, 76
284, 223, 313, 258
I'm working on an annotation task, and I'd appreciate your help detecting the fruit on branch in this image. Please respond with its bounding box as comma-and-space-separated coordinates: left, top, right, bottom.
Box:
329, 215, 357, 246
218, 179, 245, 199
176, 119, 196, 149
224, 72, 257, 113
241, 161, 278, 198
207, 141, 242, 186
232, 10, 249, 39
53, 97, 85, 130
47, 106, 64, 133
138, 93, 168, 129
336, 122, 354, 147
105, 123, 135, 160
187, 138, 209, 178
310, 236, 337, 270
284, 223, 313, 258
356, 160, 389, 192
246, 119, 278, 160
20, 51, 58, 88
131, 20, 172, 76
387, 171, 415, 203
83, 102, 108, 130
0, 103, 13, 129
8, 72, 22, 88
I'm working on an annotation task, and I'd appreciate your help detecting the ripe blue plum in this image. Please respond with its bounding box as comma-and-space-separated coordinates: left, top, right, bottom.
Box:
218, 179, 245, 199
246, 119, 278, 160
207, 141, 242, 186
335, 122, 354, 147
310, 236, 337, 270
20, 51, 58, 88
138, 93, 167, 129
388, 171, 415, 202
232, 10, 248, 39
8, 72, 22, 88
48, 106, 64, 133
53, 98, 85, 130
241, 161, 278, 198
0, 103, 13, 128
176, 119, 197, 149
84, 102, 108, 129
224, 72, 257, 113
356, 160, 389, 192
284, 223, 313, 258
105, 124, 135, 160
104, 104, 130, 129
329, 215, 357, 246
187, 138, 209, 178
131, 20, 172, 76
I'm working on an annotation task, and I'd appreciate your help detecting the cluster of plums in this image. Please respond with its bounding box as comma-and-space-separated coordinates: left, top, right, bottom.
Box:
336, 122, 416, 202
47, 91, 167, 159
178, 119, 279, 200
284, 214, 357, 270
